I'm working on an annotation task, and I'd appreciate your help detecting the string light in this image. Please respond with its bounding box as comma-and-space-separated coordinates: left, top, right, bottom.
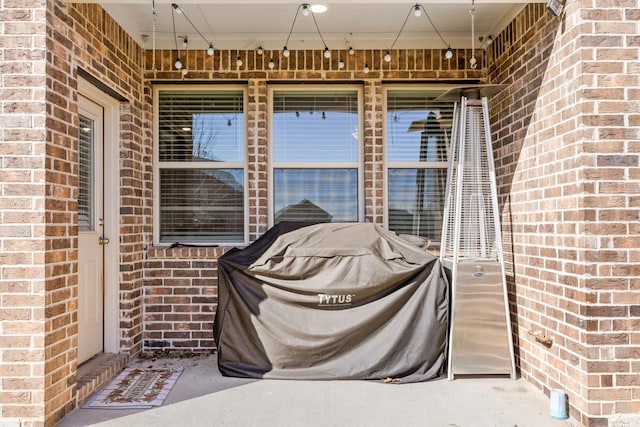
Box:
282, 3, 331, 59
236, 56, 243, 67
445, 47, 454, 59
171, 3, 216, 57
386, 4, 452, 64
470, 0, 477, 68
256, 46, 264, 55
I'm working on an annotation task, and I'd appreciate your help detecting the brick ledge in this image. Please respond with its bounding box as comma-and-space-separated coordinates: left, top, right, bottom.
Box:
76, 353, 129, 406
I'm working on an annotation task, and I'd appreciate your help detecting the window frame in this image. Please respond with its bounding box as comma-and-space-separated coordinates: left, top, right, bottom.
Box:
153, 84, 249, 246
268, 84, 364, 227
383, 84, 458, 244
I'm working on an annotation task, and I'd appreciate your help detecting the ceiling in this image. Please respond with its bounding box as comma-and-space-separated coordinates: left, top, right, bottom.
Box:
90, 0, 537, 52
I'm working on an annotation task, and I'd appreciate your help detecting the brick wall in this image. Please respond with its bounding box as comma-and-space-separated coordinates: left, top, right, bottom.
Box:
42, 2, 148, 424
141, 48, 485, 352
3, 0, 635, 425
489, 2, 640, 426
0, 0, 148, 425
0, 0, 48, 426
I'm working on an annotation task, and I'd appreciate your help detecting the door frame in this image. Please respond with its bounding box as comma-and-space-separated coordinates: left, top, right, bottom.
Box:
78, 78, 120, 355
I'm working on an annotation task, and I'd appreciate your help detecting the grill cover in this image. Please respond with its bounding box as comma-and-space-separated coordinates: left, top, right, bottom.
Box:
214, 222, 448, 382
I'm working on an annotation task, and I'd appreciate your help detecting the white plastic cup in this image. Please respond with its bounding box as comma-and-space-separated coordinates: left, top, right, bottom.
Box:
549, 389, 568, 420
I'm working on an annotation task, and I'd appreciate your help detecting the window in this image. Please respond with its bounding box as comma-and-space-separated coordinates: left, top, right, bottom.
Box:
78, 114, 94, 231
154, 86, 246, 244
271, 87, 361, 224
385, 88, 454, 243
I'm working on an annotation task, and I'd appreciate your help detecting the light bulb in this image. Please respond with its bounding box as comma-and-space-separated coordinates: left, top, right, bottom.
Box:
348, 46, 355, 55
445, 47, 453, 59
338, 58, 345, 69
236, 56, 243, 67
268, 58, 275, 69
363, 64, 369, 73
323, 47, 331, 58
182, 37, 188, 49
486, 35, 493, 46
256, 46, 264, 55
173, 4, 182, 14
302, 4, 310, 16
283, 47, 290, 58
207, 43, 214, 56
384, 51, 391, 62
413, 4, 422, 17
181, 68, 188, 76
174, 59, 182, 69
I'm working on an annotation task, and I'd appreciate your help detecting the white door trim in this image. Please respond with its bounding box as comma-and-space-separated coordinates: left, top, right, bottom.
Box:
78, 78, 120, 355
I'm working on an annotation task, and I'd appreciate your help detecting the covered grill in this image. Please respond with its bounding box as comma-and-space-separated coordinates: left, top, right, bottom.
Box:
439, 85, 516, 379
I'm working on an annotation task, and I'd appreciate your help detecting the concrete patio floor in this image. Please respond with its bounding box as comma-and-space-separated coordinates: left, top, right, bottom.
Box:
60, 353, 573, 427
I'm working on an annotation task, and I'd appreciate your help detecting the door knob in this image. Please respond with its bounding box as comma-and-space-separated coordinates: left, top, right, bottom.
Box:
99, 236, 110, 245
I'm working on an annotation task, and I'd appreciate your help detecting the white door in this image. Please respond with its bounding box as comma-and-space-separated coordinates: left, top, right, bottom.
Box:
78, 96, 106, 364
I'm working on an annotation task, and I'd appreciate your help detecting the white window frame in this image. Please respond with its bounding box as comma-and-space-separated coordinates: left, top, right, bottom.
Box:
268, 84, 364, 227
153, 84, 249, 246
383, 84, 457, 241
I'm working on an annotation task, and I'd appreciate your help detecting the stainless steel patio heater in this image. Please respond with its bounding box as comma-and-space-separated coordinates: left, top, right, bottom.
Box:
438, 85, 516, 379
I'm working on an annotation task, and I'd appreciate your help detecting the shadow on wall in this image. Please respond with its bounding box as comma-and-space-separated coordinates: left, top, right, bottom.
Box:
486, 4, 562, 373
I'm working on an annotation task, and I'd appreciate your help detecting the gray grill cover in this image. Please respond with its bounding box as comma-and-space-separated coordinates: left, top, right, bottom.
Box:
214, 222, 448, 382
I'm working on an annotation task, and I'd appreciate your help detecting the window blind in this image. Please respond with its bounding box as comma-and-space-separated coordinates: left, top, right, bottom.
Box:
272, 91, 359, 163
157, 89, 245, 243
78, 114, 94, 231
386, 89, 454, 242
272, 89, 360, 224
158, 90, 244, 162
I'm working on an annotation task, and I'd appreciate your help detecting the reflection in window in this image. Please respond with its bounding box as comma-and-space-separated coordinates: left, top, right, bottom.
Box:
156, 88, 246, 243
272, 89, 361, 224
386, 89, 453, 243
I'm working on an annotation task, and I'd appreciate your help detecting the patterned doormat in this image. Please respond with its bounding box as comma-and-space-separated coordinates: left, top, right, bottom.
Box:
83, 367, 184, 409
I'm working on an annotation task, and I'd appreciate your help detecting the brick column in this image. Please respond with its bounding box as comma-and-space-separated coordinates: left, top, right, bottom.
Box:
0, 0, 48, 425
363, 80, 384, 224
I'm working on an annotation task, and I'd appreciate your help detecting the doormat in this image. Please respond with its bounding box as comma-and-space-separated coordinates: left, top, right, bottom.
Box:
83, 367, 183, 409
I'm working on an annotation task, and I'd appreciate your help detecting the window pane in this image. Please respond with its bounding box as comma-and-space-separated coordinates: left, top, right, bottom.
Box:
388, 168, 447, 241
273, 91, 358, 163
78, 114, 94, 231
386, 89, 453, 242
159, 169, 244, 242
158, 91, 244, 162
274, 169, 358, 223
387, 90, 452, 163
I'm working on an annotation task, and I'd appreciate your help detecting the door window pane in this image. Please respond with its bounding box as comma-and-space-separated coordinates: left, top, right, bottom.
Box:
78, 114, 94, 231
